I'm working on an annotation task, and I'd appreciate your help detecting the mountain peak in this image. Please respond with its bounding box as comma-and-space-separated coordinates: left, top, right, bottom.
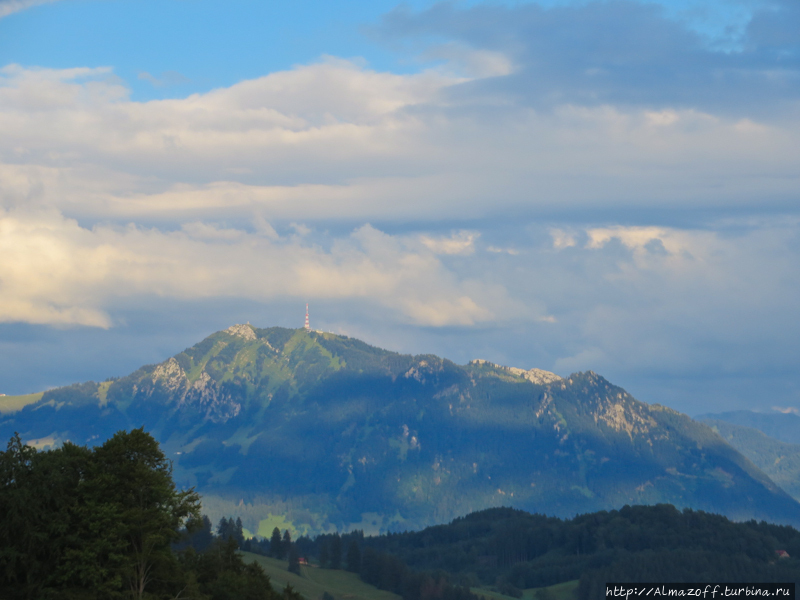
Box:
224, 323, 257, 341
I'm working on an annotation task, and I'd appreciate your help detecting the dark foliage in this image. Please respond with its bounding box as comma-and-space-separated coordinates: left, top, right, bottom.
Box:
344, 505, 800, 596
0, 430, 282, 600
359, 546, 478, 600
287, 544, 301, 575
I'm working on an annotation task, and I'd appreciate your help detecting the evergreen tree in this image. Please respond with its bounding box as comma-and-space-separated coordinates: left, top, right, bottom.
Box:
270, 527, 283, 558
281, 530, 292, 560
346, 539, 361, 573
288, 544, 301, 575
236, 517, 245, 547
330, 533, 342, 570
218, 516, 233, 540
319, 540, 330, 568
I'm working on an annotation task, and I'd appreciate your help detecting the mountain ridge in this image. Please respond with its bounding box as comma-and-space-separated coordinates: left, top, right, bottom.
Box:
2, 323, 799, 534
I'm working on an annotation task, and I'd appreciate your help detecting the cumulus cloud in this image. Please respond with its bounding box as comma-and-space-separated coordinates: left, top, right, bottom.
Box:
1, 61, 798, 225
537, 220, 800, 380
1, 1, 799, 412
0, 209, 512, 328
419, 230, 478, 255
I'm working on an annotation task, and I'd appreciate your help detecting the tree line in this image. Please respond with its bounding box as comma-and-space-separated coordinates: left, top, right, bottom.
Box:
0, 429, 299, 600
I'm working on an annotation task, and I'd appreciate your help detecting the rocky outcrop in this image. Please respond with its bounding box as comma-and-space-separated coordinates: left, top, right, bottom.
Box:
183, 372, 241, 424
145, 357, 241, 423
225, 323, 257, 341
470, 359, 562, 385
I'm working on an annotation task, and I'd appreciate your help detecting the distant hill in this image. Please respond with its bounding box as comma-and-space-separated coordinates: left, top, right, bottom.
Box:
356, 504, 800, 594
2, 324, 800, 533
696, 410, 800, 445
700, 418, 800, 502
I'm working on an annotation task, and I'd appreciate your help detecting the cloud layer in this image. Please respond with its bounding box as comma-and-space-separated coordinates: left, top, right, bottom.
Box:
1, 0, 799, 412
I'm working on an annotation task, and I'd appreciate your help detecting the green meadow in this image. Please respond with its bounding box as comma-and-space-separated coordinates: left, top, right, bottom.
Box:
0, 392, 43, 414
241, 552, 401, 600
241, 552, 577, 600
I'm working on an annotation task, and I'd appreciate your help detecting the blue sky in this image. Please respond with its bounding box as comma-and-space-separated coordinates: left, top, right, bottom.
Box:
0, 0, 798, 415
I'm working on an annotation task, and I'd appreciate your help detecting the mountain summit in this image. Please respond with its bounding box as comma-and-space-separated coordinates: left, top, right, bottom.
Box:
3, 324, 799, 534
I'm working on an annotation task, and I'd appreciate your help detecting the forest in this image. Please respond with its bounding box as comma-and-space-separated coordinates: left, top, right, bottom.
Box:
0, 429, 299, 599
3, 429, 800, 600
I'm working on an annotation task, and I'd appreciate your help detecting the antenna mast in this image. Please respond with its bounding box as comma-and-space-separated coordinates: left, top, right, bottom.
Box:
304, 303, 310, 331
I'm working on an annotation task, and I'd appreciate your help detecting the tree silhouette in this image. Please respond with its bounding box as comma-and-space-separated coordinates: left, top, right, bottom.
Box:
330, 533, 342, 570
346, 539, 361, 572
270, 527, 283, 558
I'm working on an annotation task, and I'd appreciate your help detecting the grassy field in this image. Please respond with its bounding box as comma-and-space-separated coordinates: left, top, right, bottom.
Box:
523, 581, 578, 600
472, 581, 577, 600
0, 392, 43, 414
241, 552, 401, 600
242, 552, 577, 600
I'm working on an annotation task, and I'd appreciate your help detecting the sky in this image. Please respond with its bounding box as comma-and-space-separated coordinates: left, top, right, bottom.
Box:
0, 0, 798, 415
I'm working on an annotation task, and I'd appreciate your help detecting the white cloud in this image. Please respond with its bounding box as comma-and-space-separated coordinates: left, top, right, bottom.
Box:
1, 62, 799, 225
550, 228, 577, 249
0, 209, 510, 328
422, 43, 514, 78
0, 0, 59, 19
420, 230, 478, 255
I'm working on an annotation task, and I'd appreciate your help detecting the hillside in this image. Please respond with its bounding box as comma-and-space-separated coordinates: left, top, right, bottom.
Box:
697, 410, 800, 445
701, 418, 800, 502
354, 505, 800, 595
2, 324, 799, 533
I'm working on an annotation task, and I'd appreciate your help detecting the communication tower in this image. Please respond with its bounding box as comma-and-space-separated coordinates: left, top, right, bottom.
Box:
304, 303, 310, 331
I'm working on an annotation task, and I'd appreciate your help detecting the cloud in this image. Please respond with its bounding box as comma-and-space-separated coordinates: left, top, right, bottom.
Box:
1, 2, 799, 411
535, 219, 800, 381
0, 209, 514, 328
379, 1, 800, 117
420, 230, 478, 255
138, 70, 191, 89
0, 0, 59, 19
2, 61, 798, 226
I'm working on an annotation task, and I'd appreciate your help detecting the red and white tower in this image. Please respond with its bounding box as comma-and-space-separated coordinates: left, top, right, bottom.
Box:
304, 303, 310, 331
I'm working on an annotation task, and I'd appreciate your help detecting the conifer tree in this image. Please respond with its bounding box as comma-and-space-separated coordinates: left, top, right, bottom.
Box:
236, 517, 245, 547
288, 544, 301, 575
330, 533, 342, 570
280, 530, 292, 560
319, 540, 330, 568
346, 539, 361, 573
270, 527, 283, 558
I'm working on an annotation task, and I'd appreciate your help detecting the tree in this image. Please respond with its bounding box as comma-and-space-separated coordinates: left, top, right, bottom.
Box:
270, 527, 283, 559
218, 517, 234, 540
319, 540, 330, 568
0, 433, 92, 598
346, 539, 361, 573
0, 429, 200, 600
330, 533, 342, 570
185, 515, 215, 553
288, 544, 301, 575
235, 517, 245, 547
88, 428, 201, 599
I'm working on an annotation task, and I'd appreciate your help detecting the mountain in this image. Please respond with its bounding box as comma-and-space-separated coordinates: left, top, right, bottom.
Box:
2, 324, 800, 535
700, 418, 800, 502
697, 410, 800, 445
